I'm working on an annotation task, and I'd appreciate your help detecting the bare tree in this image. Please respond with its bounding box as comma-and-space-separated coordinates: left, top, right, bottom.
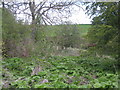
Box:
1, 0, 80, 40
2, 0, 79, 23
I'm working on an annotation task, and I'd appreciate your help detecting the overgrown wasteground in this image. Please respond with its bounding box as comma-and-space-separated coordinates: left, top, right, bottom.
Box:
2, 54, 118, 88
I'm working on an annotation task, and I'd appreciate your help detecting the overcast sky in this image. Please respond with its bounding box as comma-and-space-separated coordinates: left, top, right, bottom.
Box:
66, 6, 92, 24
15, 0, 93, 24
17, 5, 92, 24
2, 0, 119, 24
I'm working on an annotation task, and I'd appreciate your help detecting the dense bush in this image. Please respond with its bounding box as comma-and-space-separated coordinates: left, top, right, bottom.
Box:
55, 24, 81, 49
86, 25, 118, 57
84, 2, 119, 60
2, 8, 52, 57
2, 8, 35, 57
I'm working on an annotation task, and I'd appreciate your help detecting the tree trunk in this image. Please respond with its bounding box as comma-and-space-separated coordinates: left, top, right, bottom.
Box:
29, 1, 36, 41
2, 1, 5, 8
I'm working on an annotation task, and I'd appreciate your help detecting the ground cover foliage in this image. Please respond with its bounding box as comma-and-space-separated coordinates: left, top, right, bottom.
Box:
2, 54, 118, 88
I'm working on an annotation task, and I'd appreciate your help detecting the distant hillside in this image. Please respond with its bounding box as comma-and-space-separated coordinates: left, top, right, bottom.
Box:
44, 24, 91, 37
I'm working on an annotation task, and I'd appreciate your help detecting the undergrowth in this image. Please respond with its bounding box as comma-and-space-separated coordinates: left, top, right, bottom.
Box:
2, 55, 118, 88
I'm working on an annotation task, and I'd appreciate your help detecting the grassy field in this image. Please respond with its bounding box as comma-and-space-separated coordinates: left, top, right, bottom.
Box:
44, 24, 91, 37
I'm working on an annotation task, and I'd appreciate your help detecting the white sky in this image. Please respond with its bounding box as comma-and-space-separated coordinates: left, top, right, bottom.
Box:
17, 5, 92, 24
66, 6, 92, 24
15, 0, 119, 25
2, 0, 119, 24
14, 0, 92, 24
69, 12, 92, 24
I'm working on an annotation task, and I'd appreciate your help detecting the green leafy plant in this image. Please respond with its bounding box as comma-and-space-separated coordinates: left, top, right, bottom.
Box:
2, 55, 118, 88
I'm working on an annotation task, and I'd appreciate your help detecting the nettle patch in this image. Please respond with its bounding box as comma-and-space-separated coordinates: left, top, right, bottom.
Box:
2, 56, 118, 88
